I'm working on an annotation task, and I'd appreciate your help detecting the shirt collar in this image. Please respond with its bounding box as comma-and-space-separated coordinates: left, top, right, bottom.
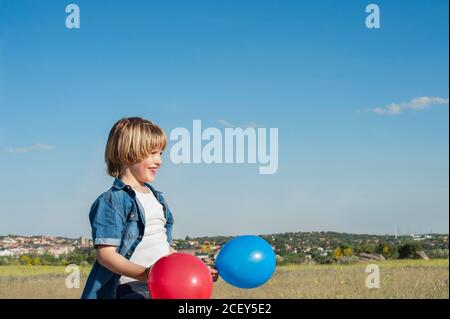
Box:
112, 178, 162, 197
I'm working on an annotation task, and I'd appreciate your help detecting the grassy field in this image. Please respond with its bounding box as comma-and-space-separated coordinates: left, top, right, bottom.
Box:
0, 259, 448, 299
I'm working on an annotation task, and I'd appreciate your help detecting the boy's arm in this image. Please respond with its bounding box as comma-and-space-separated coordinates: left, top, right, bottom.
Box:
96, 245, 150, 282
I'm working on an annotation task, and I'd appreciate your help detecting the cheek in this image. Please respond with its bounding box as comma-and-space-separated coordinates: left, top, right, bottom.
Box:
141, 158, 154, 166
139, 163, 151, 174
131, 162, 149, 175
135, 166, 153, 181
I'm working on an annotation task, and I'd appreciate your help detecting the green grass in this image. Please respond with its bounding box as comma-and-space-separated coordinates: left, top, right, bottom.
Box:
0, 265, 91, 277
212, 259, 449, 299
0, 259, 448, 299
0, 265, 90, 299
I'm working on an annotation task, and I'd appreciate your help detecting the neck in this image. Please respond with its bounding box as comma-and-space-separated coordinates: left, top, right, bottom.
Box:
119, 169, 144, 187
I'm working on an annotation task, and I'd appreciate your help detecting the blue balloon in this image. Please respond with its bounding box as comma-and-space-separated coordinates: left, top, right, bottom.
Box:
215, 235, 276, 289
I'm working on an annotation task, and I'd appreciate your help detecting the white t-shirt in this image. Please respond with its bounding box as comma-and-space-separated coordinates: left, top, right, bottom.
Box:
119, 189, 170, 285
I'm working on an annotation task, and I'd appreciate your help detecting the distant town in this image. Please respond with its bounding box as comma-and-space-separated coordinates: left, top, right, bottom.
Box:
0, 231, 448, 266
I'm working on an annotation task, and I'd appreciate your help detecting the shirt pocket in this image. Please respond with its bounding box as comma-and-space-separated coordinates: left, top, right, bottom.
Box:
127, 209, 139, 221
123, 209, 140, 240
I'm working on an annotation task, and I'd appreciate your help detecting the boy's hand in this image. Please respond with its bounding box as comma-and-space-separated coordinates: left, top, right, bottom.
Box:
166, 248, 218, 281
140, 266, 151, 282
208, 266, 219, 282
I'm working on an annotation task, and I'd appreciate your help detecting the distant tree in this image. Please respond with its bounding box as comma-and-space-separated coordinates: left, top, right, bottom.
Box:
282, 253, 304, 264
200, 244, 213, 255
375, 243, 397, 259
398, 242, 421, 259
0, 257, 16, 265
67, 249, 87, 265
343, 247, 353, 257
428, 249, 449, 259
358, 243, 377, 254
59, 257, 69, 266
40, 253, 58, 266
87, 249, 96, 264
31, 256, 41, 266
314, 254, 333, 264
19, 255, 32, 266
334, 247, 343, 260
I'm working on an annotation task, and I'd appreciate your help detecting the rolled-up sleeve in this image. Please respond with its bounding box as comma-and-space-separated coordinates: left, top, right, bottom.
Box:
89, 194, 125, 247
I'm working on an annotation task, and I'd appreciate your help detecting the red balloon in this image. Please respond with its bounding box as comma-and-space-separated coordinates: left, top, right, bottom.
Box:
148, 253, 213, 299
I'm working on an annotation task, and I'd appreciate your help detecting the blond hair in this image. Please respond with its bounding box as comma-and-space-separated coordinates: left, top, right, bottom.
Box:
105, 117, 167, 178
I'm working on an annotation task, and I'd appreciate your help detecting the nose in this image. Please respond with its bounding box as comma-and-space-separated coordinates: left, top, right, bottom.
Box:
155, 154, 162, 166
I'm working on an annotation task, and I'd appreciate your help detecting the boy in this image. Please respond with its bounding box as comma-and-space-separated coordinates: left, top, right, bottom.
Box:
81, 117, 218, 299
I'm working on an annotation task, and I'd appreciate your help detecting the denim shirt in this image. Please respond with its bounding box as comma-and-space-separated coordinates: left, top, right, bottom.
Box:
81, 178, 174, 299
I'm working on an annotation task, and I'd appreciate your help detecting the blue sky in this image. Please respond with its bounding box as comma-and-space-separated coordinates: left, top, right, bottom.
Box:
0, 0, 448, 239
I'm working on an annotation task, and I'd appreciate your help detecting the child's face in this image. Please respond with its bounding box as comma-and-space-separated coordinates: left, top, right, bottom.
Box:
128, 149, 163, 183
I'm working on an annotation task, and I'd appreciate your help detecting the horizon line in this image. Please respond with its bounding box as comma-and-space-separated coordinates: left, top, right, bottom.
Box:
1, 230, 448, 241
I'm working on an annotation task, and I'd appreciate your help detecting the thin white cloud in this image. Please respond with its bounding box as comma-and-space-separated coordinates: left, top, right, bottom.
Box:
218, 119, 235, 128
242, 122, 259, 129
372, 96, 449, 115
218, 119, 261, 128
5, 143, 55, 154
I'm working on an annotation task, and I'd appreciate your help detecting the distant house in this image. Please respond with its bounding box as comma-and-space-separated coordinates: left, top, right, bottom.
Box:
188, 241, 199, 247
47, 246, 75, 257
0, 250, 13, 257
79, 236, 91, 247
177, 249, 197, 255
2, 238, 15, 245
